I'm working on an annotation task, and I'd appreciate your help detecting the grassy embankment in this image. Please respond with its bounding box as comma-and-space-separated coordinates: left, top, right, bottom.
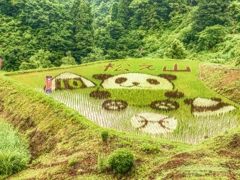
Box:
0, 58, 239, 179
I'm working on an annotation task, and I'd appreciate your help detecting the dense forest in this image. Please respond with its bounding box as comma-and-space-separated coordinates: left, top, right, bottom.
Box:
0, 0, 240, 71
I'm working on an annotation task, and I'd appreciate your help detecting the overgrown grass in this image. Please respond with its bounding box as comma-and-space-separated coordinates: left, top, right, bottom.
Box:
0, 120, 30, 179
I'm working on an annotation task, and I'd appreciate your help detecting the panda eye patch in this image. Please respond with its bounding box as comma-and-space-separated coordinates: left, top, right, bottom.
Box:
115, 77, 127, 84
147, 78, 160, 85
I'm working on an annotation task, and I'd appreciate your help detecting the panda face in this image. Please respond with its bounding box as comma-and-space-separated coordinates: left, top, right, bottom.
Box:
101, 73, 173, 90
131, 112, 178, 134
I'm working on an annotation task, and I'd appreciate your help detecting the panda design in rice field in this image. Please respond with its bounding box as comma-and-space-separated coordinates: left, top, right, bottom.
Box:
131, 112, 178, 134
93, 73, 176, 90
92, 73, 180, 111
91, 73, 180, 134
46, 72, 237, 134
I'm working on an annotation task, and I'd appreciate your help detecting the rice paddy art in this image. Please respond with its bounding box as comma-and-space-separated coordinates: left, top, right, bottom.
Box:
34, 60, 239, 144
46, 72, 96, 90
184, 97, 237, 117
102, 100, 128, 111
131, 112, 178, 134
93, 73, 176, 90
150, 100, 180, 111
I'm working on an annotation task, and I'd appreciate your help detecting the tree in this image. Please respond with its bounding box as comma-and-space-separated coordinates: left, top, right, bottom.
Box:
0, 0, 75, 70
19, 61, 38, 70
81, 47, 104, 63
19, 49, 54, 70
117, 0, 131, 29
129, 0, 170, 30
111, 2, 118, 21
0, 0, 13, 15
71, 0, 94, 62
164, 39, 187, 59
0, 46, 28, 71
0, 15, 33, 71
61, 51, 77, 66
197, 25, 228, 51
227, 1, 240, 33
192, 0, 231, 33
107, 21, 124, 40
17, 1, 50, 28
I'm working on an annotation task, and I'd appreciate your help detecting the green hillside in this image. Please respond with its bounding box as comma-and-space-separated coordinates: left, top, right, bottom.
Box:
1, 0, 240, 71
0, 58, 239, 179
0, 0, 240, 179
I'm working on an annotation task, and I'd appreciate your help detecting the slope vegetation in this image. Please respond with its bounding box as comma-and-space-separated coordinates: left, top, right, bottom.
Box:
0, 59, 239, 179
199, 64, 240, 103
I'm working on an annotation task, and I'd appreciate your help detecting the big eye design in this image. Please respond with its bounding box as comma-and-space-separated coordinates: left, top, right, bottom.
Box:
146, 78, 160, 85
115, 77, 127, 84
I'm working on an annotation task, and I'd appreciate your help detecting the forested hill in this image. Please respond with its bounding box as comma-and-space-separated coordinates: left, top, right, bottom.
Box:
0, 0, 240, 71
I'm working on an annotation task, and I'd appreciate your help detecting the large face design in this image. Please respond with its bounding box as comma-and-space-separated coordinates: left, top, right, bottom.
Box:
101, 73, 174, 90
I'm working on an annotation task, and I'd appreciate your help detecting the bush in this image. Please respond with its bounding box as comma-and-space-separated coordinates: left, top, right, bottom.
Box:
101, 130, 109, 142
107, 148, 134, 174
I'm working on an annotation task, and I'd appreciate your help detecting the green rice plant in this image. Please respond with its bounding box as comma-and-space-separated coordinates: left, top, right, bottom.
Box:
49, 88, 239, 144
0, 121, 30, 176
109, 89, 167, 106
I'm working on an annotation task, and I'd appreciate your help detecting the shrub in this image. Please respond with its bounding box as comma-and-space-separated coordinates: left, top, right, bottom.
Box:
101, 130, 109, 142
107, 148, 134, 174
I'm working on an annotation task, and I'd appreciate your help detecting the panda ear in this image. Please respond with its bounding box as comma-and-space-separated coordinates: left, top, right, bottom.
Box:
93, 74, 113, 80
158, 74, 177, 81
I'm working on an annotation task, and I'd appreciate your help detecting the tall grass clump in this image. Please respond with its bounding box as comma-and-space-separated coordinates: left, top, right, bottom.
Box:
101, 129, 109, 142
0, 121, 31, 178
98, 153, 107, 173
